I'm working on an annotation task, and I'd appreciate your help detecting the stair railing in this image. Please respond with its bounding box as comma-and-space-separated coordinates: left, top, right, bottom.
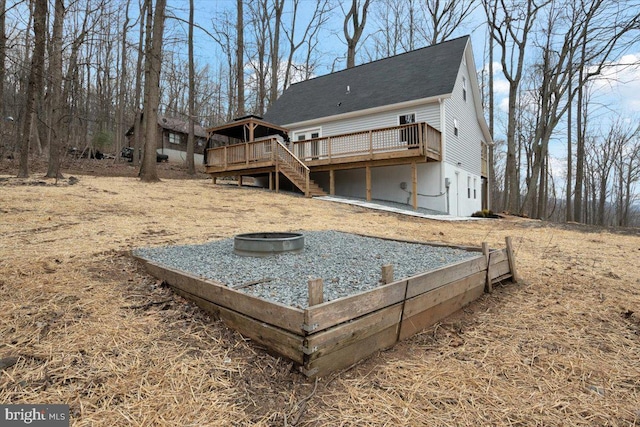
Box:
272, 139, 311, 196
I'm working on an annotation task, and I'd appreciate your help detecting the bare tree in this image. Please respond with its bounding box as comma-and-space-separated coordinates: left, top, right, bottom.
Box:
614, 124, 640, 227
132, 0, 148, 167
421, 0, 476, 45
140, 0, 167, 182
236, 0, 245, 117
114, 0, 132, 164
0, 0, 6, 121
344, 0, 371, 69
185, 0, 195, 175
18, 0, 47, 178
211, 11, 238, 121
45, 0, 65, 178
282, 0, 332, 89
482, 0, 548, 213
268, 0, 284, 105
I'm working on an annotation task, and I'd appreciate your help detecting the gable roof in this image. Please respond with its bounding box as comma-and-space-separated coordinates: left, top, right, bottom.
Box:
263, 36, 470, 126
157, 115, 207, 138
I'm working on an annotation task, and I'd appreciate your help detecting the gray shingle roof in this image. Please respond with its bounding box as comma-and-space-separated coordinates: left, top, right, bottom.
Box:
263, 36, 469, 126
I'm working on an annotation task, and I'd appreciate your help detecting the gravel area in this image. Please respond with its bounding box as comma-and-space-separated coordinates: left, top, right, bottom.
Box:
134, 231, 478, 308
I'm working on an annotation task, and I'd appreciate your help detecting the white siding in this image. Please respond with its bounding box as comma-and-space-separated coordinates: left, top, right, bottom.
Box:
443, 47, 486, 176
289, 103, 441, 137
159, 147, 204, 164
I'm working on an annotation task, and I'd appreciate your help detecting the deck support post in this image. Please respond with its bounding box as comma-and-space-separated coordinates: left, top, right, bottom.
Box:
308, 279, 324, 306
269, 172, 273, 190
411, 162, 418, 210
329, 169, 335, 195
238, 176, 242, 187
381, 264, 394, 284
366, 166, 372, 201
482, 242, 492, 293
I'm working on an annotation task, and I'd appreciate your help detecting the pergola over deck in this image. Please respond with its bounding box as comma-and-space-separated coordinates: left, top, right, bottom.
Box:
206, 115, 289, 145
205, 116, 322, 197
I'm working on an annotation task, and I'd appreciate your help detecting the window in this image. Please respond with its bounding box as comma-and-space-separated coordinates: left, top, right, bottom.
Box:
467, 176, 471, 199
168, 133, 180, 145
293, 128, 321, 158
454, 119, 459, 137
462, 77, 467, 102
399, 113, 418, 147
473, 178, 477, 199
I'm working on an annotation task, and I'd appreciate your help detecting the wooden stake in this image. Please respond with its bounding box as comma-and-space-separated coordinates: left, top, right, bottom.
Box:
505, 236, 519, 283
308, 279, 324, 306
381, 264, 394, 284
482, 242, 492, 293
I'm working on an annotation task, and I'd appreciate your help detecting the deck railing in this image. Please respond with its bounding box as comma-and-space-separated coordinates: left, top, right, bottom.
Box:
206, 122, 441, 169
291, 122, 441, 161
207, 138, 277, 168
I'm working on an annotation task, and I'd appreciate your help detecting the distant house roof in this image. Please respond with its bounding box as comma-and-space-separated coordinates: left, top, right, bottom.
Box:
263, 36, 470, 126
125, 114, 207, 138
157, 115, 207, 138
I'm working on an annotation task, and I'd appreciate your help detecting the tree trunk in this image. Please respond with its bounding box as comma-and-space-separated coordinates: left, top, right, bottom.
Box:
344, 0, 371, 69
139, 0, 166, 183
186, 0, 195, 175
115, 0, 131, 164
18, 0, 47, 178
236, 0, 245, 117
0, 0, 6, 121
45, 0, 65, 179
269, 0, 284, 106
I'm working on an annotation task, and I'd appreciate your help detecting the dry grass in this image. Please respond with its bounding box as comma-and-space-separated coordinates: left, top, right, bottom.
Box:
1, 174, 639, 426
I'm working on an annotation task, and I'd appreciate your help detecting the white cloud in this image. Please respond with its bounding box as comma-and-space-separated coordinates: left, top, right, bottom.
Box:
588, 53, 640, 112
493, 78, 510, 96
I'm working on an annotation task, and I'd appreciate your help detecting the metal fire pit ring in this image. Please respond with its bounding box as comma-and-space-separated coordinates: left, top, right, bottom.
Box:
233, 232, 305, 257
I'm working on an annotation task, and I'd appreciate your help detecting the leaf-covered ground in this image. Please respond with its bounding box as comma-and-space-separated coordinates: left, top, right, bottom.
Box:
1, 169, 638, 426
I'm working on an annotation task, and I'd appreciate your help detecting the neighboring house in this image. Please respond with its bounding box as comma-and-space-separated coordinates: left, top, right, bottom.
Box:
205, 36, 492, 216
126, 115, 209, 163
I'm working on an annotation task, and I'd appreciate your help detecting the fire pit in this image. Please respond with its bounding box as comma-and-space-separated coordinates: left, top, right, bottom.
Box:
233, 232, 305, 256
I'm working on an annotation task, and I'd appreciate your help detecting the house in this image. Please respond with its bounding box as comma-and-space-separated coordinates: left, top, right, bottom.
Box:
205, 35, 492, 216
126, 115, 209, 163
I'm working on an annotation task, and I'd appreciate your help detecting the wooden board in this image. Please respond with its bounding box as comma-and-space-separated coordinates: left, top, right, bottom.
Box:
399, 272, 486, 340
138, 258, 305, 334
405, 255, 486, 299
173, 288, 304, 364
302, 324, 399, 378
304, 279, 407, 333
304, 303, 403, 362
488, 249, 511, 282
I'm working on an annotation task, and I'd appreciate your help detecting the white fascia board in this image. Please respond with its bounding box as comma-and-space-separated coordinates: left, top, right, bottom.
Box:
281, 94, 453, 129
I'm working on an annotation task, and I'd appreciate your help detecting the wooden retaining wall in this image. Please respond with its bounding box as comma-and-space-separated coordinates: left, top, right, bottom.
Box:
135, 237, 518, 378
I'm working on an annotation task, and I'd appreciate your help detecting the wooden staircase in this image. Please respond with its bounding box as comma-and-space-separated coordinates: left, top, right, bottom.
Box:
278, 162, 327, 196
272, 141, 326, 197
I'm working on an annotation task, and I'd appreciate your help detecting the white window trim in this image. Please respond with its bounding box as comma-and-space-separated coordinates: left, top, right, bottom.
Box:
293, 127, 322, 141
398, 112, 417, 125
462, 76, 467, 102
168, 132, 181, 144
453, 118, 459, 137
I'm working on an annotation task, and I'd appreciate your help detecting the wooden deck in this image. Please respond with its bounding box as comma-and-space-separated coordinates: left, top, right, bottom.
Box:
205, 122, 441, 177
